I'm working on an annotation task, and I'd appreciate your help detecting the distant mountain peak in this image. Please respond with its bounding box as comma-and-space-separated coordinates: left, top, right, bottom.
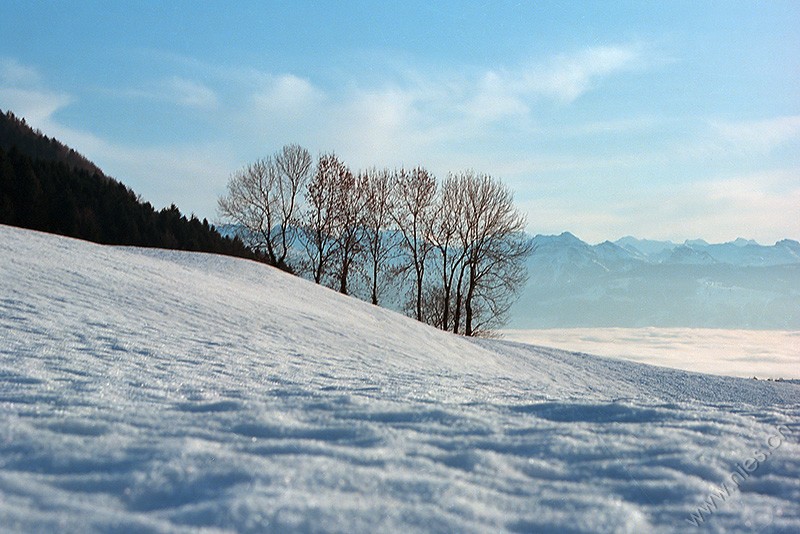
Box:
536, 232, 800, 267
533, 231, 587, 248
558, 231, 582, 241
594, 240, 634, 255
732, 237, 759, 247
613, 236, 676, 257
667, 245, 717, 265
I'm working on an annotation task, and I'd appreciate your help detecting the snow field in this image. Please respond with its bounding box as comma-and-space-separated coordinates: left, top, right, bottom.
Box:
0, 224, 798, 533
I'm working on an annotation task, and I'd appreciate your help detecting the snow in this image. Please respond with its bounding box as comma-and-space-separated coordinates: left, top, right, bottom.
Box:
1, 224, 799, 533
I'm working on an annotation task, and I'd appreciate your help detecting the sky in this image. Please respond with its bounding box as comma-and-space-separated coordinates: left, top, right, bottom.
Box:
1, 1, 798, 244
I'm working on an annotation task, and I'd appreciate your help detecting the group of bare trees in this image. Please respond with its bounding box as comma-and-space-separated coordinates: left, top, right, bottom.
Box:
218, 144, 532, 336
217, 144, 311, 270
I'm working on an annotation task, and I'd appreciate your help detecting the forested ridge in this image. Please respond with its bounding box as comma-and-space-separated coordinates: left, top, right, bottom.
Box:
0, 109, 261, 260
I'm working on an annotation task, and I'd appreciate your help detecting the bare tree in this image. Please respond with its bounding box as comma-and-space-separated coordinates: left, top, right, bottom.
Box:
467, 231, 530, 336
217, 144, 311, 270
330, 160, 365, 295
391, 166, 437, 322
300, 152, 341, 285
217, 158, 280, 265
275, 144, 312, 262
453, 171, 532, 336
361, 168, 398, 305
427, 174, 468, 331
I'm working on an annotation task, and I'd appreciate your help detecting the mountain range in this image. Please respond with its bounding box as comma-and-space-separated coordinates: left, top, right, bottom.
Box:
509, 232, 800, 329
614, 234, 800, 266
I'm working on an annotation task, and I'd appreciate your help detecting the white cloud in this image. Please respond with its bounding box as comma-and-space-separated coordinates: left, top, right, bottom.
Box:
112, 76, 219, 110
251, 74, 322, 115
0, 58, 71, 124
464, 44, 643, 119
251, 43, 649, 164
711, 115, 800, 153
0, 87, 71, 125
526, 45, 641, 103
0, 57, 42, 86
681, 171, 800, 242
466, 71, 529, 121
131, 45, 649, 174
328, 87, 421, 162
165, 76, 218, 109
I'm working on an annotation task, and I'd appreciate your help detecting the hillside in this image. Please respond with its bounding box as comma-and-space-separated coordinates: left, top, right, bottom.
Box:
510, 232, 800, 329
0, 109, 259, 261
0, 110, 103, 176
1, 224, 798, 532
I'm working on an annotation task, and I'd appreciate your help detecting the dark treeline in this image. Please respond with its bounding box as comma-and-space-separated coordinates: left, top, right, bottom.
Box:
219, 145, 533, 336
0, 110, 103, 176
0, 110, 260, 260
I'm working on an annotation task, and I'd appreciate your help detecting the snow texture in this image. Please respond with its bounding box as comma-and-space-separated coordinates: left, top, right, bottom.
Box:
1, 224, 798, 533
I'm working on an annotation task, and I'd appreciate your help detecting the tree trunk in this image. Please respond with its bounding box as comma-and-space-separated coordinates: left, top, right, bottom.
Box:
415, 264, 424, 321
441, 284, 450, 331
440, 250, 450, 331
452, 263, 466, 334
371, 258, 379, 305
339, 253, 349, 295
464, 262, 476, 336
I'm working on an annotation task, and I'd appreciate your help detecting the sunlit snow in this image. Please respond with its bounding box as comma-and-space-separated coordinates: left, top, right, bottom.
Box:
1, 225, 798, 533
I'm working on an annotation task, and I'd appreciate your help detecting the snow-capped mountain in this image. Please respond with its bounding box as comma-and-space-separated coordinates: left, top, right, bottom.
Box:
615, 236, 676, 257
665, 245, 718, 265
511, 233, 800, 329
527, 232, 613, 283
1, 224, 798, 532
615, 236, 800, 266
592, 239, 645, 268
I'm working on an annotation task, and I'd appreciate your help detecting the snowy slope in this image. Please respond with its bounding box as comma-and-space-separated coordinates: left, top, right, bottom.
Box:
1, 224, 798, 533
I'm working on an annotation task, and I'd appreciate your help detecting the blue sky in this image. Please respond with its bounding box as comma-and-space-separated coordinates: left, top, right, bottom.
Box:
1, 1, 798, 243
